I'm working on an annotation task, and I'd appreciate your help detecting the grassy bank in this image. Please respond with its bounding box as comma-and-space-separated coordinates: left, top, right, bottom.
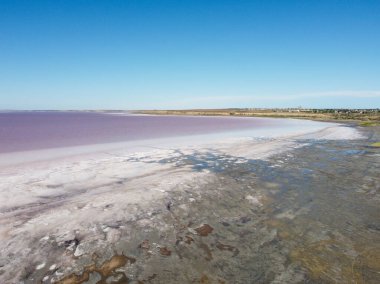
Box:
135, 109, 380, 123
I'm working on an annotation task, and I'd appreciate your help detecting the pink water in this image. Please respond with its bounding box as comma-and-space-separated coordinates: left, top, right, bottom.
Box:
0, 112, 280, 153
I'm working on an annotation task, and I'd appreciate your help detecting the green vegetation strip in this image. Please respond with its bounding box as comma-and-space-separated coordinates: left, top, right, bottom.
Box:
370, 142, 380, 147
360, 121, 380, 127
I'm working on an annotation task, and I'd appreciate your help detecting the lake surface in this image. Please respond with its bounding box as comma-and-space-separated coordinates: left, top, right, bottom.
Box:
0, 111, 379, 283
0, 111, 319, 153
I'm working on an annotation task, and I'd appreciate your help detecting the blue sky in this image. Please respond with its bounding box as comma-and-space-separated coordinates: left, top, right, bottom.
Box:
0, 0, 379, 109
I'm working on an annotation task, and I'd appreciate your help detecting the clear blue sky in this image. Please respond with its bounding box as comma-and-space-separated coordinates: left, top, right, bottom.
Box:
0, 0, 379, 109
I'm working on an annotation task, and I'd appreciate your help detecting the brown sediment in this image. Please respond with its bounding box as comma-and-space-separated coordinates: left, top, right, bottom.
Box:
56, 266, 94, 284
290, 239, 365, 284
198, 243, 213, 261
147, 273, 158, 281
199, 273, 226, 284
200, 274, 210, 284
239, 216, 251, 223
195, 224, 213, 236
159, 247, 172, 256
56, 254, 135, 284
138, 273, 158, 283
138, 239, 150, 250
258, 195, 275, 214
277, 230, 291, 240
91, 252, 99, 261
184, 235, 194, 244
266, 218, 366, 283
265, 218, 291, 240
215, 241, 239, 256
353, 246, 380, 283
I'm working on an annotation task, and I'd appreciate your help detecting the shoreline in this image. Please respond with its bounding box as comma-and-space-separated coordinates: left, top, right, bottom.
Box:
0, 112, 320, 155
133, 109, 380, 124
0, 117, 358, 169
0, 119, 372, 283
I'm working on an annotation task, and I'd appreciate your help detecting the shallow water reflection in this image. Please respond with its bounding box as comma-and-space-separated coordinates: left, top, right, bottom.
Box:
154, 127, 380, 283
248, 128, 380, 283
14, 126, 380, 283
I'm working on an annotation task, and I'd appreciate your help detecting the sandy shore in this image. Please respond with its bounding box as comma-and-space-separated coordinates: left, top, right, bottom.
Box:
0, 120, 366, 283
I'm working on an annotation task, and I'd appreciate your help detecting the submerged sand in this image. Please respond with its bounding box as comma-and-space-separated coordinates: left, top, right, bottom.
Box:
1, 120, 376, 283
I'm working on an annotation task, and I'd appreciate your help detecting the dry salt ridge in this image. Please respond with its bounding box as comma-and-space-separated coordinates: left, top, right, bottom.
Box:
0, 120, 379, 284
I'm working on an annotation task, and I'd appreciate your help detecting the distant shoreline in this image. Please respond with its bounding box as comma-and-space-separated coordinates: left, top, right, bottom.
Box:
1, 109, 379, 125
134, 108, 380, 125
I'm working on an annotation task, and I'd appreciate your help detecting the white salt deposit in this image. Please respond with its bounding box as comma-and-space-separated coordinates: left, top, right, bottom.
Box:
0, 118, 365, 283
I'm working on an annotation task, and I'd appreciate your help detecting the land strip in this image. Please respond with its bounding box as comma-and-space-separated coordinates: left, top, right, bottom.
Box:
135, 108, 380, 123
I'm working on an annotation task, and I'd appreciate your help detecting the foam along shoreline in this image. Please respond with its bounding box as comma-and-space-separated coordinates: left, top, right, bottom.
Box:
0, 120, 365, 283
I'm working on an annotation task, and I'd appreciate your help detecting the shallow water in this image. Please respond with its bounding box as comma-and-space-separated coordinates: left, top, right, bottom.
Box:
252, 135, 380, 283
1, 123, 379, 283
0, 112, 277, 153
121, 126, 380, 283
52, 126, 379, 283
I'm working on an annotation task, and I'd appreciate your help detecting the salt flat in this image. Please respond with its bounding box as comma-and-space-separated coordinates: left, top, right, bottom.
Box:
0, 118, 369, 283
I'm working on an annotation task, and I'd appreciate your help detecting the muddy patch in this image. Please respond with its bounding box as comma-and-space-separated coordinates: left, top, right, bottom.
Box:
56, 254, 135, 284
194, 224, 214, 237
